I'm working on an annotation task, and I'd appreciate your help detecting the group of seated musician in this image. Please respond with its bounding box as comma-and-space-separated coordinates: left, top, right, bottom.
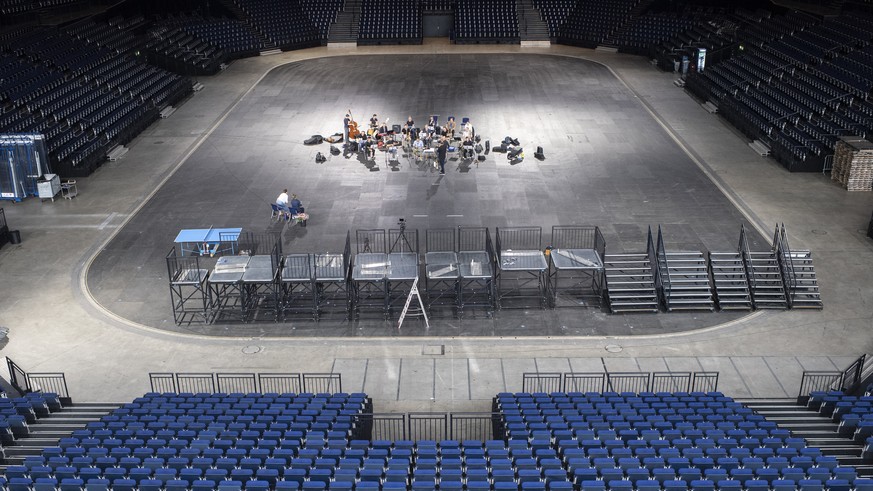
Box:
345, 112, 475, 160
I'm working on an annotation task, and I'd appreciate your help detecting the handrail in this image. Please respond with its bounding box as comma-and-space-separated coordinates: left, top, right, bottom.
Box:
775, 223, 797, 307
738, 224, 757, 305
646, 226, 663, 305
656, 225, 671, 305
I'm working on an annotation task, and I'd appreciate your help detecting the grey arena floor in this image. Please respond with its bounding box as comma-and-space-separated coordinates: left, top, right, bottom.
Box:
0, 42, 872, 408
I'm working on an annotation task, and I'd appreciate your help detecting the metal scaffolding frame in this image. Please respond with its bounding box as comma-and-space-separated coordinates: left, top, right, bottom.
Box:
166, 246, 210, 325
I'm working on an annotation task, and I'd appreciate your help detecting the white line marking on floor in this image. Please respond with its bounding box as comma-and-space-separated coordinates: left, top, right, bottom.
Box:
446, 214, 463, 218
97, 212, 118, 230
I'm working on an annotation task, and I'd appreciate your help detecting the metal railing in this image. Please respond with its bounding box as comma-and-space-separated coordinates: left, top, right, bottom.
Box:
5, 357, 70, 402
738, 224, 757, 307
149, 372, 342, 393
646, 226, 664, 307
523, 371, 719, 393
522, 372, 562, 393
655, 225, 672, 306
774, 223, 796, 307
798, 354, 868, 400
27, 373, 70, 400
6, 357, 28, 394
352, 412, 501, 441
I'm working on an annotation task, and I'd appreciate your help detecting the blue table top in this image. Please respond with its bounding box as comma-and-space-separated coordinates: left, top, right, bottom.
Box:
174, 227, 242, 243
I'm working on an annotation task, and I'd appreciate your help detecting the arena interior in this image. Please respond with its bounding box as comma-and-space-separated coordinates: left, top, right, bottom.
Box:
1, 0, 873, 489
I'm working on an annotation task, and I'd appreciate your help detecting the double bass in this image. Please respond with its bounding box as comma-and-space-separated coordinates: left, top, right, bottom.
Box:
347, 109, 361, 140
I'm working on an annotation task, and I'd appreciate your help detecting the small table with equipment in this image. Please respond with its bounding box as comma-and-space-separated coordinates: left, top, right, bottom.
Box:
174, 227, 242, 256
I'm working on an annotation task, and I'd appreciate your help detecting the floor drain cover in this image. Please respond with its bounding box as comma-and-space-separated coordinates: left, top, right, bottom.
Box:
605, 344, 623, 353
242, 345, 262, 354
812, 229, 827, 235
422, 345, 445, 355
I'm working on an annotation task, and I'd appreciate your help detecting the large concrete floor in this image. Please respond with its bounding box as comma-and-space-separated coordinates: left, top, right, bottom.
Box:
85, 53, 762, 337
0, 42, 872, 408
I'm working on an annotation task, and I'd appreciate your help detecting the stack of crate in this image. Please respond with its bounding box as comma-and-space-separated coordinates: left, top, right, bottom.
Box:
832, 137, 873, 191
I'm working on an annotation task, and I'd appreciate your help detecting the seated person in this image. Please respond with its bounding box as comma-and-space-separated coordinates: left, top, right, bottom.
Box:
412, 135, 425, 155
364, 136, 377, 159
462, 136, 474, 158
462, 121, 474, 140
289, 194, 303, 213
369, 113, 379, 128
378, 121, 389, 134
404, 115, 414, 129
446, 117, 456, 138
276, 188, 289, 207
289, 194, 307, 227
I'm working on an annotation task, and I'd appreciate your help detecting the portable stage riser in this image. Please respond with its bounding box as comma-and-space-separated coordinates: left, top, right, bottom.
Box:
205, 231, 282, 323
496, 227, 549, 310
548, 225, 606, 308
458, 227, 496, 315
352, 229, 390, 318
166, 247, 210, 325
280, 253, 318, 320
385, 228, 420, 316
240, 248, 282, 322
314, 233, 353, 320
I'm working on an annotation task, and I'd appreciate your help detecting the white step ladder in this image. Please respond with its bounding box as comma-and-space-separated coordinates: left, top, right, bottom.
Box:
397, 277, 429, 329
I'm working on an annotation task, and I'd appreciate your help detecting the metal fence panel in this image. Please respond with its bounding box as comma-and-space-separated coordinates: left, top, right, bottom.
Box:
176, 373, 216, 393
356, 229, 387, 254
497, 227, 542, 251
798, 371, 842, 398
450, 412, 500, 441
26, 373, 69, 398
258, 373, 302, 393
691, 371, 720, 392
149, 373, 177, 393
353, 413, 406, 441
426, 228, 456, 253
563, 372, 606, 393
651, 372, 691, 393
216, 373, 257, 393
302, 373, 342, 393
522, 372, 563, 393
607, 372, 651, 393
408, 412, 448, 441
551, 225, 597, 249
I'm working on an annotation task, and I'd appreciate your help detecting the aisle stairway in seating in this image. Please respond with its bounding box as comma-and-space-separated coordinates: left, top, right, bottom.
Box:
0, 402, 119, 470
214, 0, 278, 52
328, 0, 361, 44
738, 398, 873, 477
604, 252, 659, 313
661, 250, 714, 311
518, 0, 550, 43
746, 250, 789, 309
709, 251, 753, 310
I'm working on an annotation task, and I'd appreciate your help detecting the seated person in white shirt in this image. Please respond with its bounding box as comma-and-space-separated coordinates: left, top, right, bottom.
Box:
277, 189, 289, 206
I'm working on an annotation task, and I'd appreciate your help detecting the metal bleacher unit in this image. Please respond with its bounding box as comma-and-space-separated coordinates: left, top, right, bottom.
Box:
207, 231, 282, 323
495, 226, 548, 309
548, 225, 606, 308
166, 246, 210, 325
